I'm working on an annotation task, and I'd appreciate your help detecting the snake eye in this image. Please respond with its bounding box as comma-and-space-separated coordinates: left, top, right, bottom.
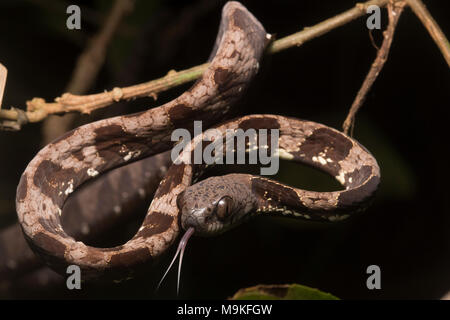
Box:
215, 196, 233, 221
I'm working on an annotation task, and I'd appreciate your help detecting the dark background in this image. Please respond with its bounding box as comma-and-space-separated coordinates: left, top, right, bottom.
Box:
0, 0, 449, 299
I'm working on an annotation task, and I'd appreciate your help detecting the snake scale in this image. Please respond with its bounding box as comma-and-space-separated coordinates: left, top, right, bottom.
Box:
15, 2, 380, 282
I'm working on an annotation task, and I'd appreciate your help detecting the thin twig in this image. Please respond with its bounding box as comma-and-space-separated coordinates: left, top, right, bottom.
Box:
42, 0, 135, 141
0, 0, 394, 130
343, 1, 406, 135
267, 0, 391, 54
4, 0, 450, 131
31, 63, 208, 116
368, 29, 381, 51
406, 0, 450, 68
1, 0, 390, 128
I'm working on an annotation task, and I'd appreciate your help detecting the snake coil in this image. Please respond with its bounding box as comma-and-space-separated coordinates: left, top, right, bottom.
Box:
16, 2, 380, 281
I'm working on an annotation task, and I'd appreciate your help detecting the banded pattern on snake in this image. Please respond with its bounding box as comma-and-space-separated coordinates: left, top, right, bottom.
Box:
15, 1, 380, 282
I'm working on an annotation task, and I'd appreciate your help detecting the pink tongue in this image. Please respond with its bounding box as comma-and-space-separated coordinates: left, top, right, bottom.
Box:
156, 227, 195, 295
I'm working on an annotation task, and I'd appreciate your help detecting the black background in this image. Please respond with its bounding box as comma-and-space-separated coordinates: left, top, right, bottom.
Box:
0, 0, 449, 299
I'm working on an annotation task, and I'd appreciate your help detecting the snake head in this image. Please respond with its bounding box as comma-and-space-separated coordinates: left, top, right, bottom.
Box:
177, 174, 256, 236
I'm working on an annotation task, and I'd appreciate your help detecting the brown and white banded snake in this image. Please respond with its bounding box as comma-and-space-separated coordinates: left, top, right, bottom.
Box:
15, 2, 380, 288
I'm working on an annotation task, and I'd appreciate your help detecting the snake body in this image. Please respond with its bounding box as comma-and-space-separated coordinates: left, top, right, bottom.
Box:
15, 2, 380, 281
177, 114, 380, 236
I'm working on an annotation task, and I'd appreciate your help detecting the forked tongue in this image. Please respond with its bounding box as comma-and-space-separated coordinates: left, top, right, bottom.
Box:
156, 227, 195, 295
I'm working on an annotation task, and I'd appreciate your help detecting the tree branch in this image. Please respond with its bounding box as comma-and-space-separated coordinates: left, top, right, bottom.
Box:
0, 0, 394, 130
1, 0, 448, 131
406, 0, 450, 68
41, 0, 135, 142
268, 0, 391, 53
343, 1, 406, 135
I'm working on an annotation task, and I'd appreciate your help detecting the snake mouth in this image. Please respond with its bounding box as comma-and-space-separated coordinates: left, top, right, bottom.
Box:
181, 208, 227, 236
181, 213, 213, 236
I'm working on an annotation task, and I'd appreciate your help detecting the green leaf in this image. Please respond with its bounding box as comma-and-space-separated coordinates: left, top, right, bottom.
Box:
231, 284, 339, 300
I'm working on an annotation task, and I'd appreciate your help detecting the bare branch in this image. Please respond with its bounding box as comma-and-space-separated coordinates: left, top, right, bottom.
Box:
406, 0, 450, 68
41, 0, 135, 141
1, 0, 394, 130
2, 0, 448, 132
268, 0, 391, 54
343, 1, 406, 135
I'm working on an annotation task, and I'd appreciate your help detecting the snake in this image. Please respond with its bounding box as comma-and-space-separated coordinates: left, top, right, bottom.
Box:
15, 1, 380, 283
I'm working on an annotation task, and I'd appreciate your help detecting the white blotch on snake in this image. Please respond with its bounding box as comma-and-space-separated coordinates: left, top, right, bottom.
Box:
87, 168, 99, 177
64, 180, 74, 196
336, 171, 346, 185
123, 152, 133, 161
276, 148, 294, 160
312, 156, 327, 165
123, 150, 141, 162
